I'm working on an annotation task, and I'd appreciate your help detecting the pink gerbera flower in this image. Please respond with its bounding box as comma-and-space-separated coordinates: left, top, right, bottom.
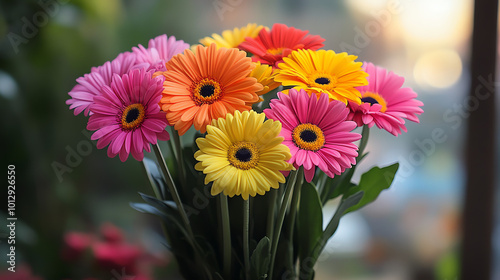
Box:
66, 35, 188, 117
132, 34, 190, 72
87, 68, 169, 162
264, 89, 361, 182
239, 23, 325, 68
66, 51, 142, 116
347, 62, 424, 136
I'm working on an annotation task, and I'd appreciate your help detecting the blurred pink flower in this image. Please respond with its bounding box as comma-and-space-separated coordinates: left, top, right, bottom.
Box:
63, 232, 93, 260
101, 222, 124, 244
0, 264, 43, 280
63, 223, 166, 280
92, 241, 142, 272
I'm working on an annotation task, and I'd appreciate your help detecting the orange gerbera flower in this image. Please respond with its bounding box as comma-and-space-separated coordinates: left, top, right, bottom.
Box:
158, 44, 262, 135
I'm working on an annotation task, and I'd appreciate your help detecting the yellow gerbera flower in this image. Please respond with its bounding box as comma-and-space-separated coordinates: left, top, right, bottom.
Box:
199, 23, 266, 49
194, 110, 293, 200
275, 49, 369, 104
249, 62, 280, 100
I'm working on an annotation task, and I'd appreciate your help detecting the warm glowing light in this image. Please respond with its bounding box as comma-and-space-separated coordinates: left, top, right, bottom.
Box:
413, 49, 462, 89
344, 0, 390, 15
399, 0, 472, 46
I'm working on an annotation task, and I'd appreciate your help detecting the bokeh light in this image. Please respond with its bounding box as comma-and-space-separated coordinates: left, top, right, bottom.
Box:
413, 49, 463, 89
399, 0, 472, 46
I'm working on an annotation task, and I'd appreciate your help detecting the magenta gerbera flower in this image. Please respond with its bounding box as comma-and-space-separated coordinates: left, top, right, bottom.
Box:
66, 52, 143, 116
264, 89, 361, 182
132, 34, 190, 72
347, 62, 424, 136
239, 23, 325, 68
87, 68, 169, 162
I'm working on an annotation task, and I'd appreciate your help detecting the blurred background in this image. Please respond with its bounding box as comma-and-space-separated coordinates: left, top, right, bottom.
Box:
0, 0, 497, 279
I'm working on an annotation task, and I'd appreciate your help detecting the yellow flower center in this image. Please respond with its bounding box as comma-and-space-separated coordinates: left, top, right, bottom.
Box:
191, 78, 223, 106
292, 123, 325, 152
361, 92, 388, 112
121, 103, 145, 130
228, 142, 259, 170
309, 73, 338, 90
267, 47, 284, 55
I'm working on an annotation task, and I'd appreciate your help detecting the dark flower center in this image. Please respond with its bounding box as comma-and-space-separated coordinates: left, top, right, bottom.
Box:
235, 148, 252, 162
300, 130, 317, 143
228, 142, 259, 170
125, 108, 140, 123
200, 84, 215, 97
361, 97, 379, 105
292, 123, 325, 152
314, 77, 330, 85
121, 103, 145, 130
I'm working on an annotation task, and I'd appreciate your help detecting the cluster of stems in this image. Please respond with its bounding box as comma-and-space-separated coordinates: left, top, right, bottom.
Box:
149, 125, 370, 280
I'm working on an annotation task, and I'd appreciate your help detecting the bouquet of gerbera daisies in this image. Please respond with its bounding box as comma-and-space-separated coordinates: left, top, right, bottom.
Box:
66, 23, 423, 280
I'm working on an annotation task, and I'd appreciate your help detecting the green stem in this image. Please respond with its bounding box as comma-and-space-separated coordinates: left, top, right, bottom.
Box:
299, 191, 363, 279
269, 169, 299, 280
142, 160, 171, 246
167, 137, 176, 159
148, 169, 164, 200
172, 129, 187, 188
319, 125, 371, 204
315, 172, 327, 199
358, 125, 370, 157
153, 144, 215, 279
243, 199, 251, 280
287, 167, 303, 238
219, 194, 232, 280
152, 144, 193, 238
266, 188, 278, 241
285, 167, 304, 276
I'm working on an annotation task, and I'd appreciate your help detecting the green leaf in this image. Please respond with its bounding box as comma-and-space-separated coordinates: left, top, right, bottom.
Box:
142, 157, 167, 199
299, 191, 363, 280
344, 163, 399, 213
130, 195, 191, 244
322, 152, 369, 204
298, 182, 323, 262
250, 236, 271, 280
323, 166, 355, 203
129, 201, 183, 234
138, 192, 177, 212
325, 191, 363, 238
130, 202, 166, 218
213, 272, 224, 280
